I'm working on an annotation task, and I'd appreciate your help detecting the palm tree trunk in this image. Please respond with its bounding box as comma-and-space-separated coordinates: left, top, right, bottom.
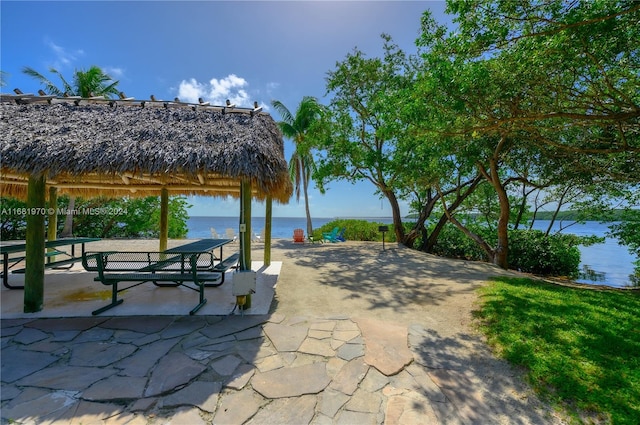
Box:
302, 162, 313, 237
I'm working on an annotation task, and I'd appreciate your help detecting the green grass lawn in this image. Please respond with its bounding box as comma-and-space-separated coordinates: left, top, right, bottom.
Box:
475, 277, 640, 425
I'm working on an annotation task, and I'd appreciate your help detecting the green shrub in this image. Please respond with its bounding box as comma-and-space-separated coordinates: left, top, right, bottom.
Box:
318, 219, 395, 242
430, 224, 581, 277
508, 229, 581, 278
430, 223, 489, 261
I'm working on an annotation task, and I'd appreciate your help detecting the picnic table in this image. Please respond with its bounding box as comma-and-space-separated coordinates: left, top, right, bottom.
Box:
82, 238, 240, 315
160, 238, 235, 273
163, 238, 239, 279
164, 238, 233, 262
1, 237, 101, 289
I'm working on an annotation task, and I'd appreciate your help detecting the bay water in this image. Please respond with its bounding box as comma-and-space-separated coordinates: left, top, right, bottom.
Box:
187, 217, 637, 288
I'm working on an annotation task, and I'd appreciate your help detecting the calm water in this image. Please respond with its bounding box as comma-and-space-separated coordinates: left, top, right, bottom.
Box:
187, 217, 637, 288
530, 220, 637, 288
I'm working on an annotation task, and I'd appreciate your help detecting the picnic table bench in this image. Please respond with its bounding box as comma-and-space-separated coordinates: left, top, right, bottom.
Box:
1, 238, 101, 289
82, 250, 240, 315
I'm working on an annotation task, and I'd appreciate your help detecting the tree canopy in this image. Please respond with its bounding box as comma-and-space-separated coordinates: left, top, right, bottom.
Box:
308, 0, 639, 271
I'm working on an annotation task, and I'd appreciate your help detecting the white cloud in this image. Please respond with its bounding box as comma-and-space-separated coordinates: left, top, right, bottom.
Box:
266, 81, 280, 94
177, 78, 206, 103
103, 67, 124, 79
45, 38, 83, 70
177, 74, 253, 107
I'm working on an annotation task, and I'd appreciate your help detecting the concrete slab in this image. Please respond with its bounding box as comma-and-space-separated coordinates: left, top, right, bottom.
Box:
1, 261, 280, 318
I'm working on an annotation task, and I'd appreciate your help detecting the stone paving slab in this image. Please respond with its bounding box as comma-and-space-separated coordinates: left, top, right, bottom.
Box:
252, 362, 331, 398
355, 317, 414, 376
1, 347, 59, 383
262, 322, 308, 351
1, 314, 565, 425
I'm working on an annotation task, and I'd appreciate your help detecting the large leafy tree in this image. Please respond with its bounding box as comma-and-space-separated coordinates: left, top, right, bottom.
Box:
313, 34, 484, 249
428, 0, 639, 174
409, 1, 639, 268
23, 65, 120, 236
314, 36, 416, 243
271, 97, 324, 237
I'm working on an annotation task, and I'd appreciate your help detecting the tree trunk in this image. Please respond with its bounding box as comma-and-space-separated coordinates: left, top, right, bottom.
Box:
448, 212, 495, 261
302, 164, 313, 238
435, 182, 496, 262
384, 189, 405, 245
404, 189, 437, 250
60, 196, 75, 238
423, 175, 483, 252
489, 157, 510, 269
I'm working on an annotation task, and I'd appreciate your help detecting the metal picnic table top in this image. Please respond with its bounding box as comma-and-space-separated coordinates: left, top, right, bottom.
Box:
164, 238, 233, 254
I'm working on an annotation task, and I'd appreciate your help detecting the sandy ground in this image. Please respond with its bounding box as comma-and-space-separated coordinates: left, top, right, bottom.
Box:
267, 238, 566, 423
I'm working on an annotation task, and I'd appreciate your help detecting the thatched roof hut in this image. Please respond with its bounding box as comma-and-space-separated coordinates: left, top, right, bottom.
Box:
0, 94, 293, 201
0, 93, 291, 313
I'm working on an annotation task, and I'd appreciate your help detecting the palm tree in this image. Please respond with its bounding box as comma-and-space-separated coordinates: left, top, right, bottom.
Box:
23, 65, 120, 236
271, 97, 324, 238
22, 65, 119, 98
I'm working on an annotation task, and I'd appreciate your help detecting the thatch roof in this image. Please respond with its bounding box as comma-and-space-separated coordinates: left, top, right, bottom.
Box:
0, 95, 293, 202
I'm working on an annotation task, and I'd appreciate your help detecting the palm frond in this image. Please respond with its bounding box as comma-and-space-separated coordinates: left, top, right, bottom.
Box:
22, 66, 64, 96
271, 100, 295, 126
278, 122, 298, 140
49, 68, 74, 95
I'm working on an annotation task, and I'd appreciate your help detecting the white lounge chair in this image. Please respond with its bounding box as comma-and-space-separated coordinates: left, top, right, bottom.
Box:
253, 229, 265, 243
225, 228, 238, 242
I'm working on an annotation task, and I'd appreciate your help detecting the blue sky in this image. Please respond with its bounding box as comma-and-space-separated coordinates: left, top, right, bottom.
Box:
1, 1, 452, 218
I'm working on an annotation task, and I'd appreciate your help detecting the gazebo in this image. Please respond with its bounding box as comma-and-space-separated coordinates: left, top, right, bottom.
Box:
0, 92, 293, 312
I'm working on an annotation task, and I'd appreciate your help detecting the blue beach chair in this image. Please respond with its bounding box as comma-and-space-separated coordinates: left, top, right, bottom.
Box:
322, 227, 340, 243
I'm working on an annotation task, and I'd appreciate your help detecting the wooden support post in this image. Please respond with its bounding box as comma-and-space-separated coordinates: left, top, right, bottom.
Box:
159, 188, 168, 252
47, 187, 58, 261
264, 196, 272, 266
239, 179, 252, 270
24, 175, 46, 313
239, 178, 252, 309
